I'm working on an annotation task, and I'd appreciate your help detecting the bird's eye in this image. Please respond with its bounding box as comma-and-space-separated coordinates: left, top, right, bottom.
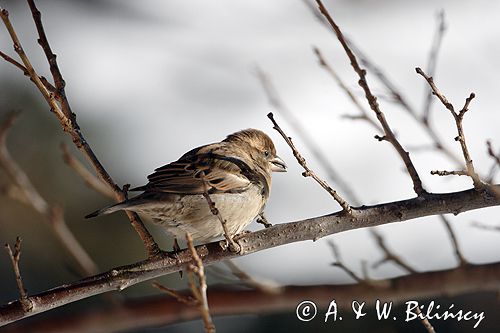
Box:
264, 150, 270, 157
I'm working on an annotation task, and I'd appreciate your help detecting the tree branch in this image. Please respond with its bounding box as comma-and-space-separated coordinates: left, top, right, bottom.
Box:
5, 260, 500, 333
4, 237, 32, 313
313, 46, 383, 134
256, 67, 361, 205
0, 3, 160, 257
422, 10, 447, 124
1, 184, 499, 326
60, 143, 115, 199
416, 68, 482, 189
0, 112, 98, 276
315, 0, 427, 196
267, 112, 352, 213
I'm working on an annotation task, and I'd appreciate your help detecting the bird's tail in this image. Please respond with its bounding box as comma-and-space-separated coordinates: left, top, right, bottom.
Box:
85, 201, 129, 219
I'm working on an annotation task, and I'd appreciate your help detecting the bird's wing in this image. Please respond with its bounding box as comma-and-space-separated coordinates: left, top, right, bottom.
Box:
134, 144, 252, 194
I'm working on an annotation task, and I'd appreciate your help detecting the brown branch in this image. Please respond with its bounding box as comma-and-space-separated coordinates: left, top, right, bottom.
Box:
471, 222, 500, 232
200, 174, 239, 253
416, 307, 438, 333
486, 140, 500, 182
422, 10, 447, 124
439, 215, 467, 266
371, 230, 417, 274
185, 233, 216, 333
60, 143, 115, 199
0, 4, 159, 257
313, 46, 383, 134
0, 112, 98, 276
327, 240, 362, 282
4, 237, 32, 313
267, 112, 352, 213
430, 170, 467, 176
256, 67, 360, 205
152, 282, 196, 306
346, 38, 463, 167
416, 68, 482, 189
6, 260, 500, 333
223, 260, 282, 294
0, 184, 499, 326
315, 0, 427, 196
487, 140, 500, 167
0, 50, 56, 92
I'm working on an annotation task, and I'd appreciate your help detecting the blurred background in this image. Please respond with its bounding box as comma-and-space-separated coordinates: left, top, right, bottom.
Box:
0, 0, 499, 332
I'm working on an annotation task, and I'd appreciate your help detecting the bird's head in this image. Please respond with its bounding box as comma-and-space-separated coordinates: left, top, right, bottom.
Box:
224, 129, 287, 174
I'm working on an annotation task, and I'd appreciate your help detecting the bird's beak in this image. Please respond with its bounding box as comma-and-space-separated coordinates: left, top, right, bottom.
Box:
270, 156, 287, 172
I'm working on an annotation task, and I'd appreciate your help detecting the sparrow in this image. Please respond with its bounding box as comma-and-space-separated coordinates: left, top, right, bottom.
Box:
85, 129, 287, 244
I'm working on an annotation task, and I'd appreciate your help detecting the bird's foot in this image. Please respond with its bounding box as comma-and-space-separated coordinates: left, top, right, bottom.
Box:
219, 234, 245, 253
256, 212, 272, 228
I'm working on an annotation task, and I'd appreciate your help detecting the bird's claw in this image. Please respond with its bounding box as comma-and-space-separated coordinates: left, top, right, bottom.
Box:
256, 212, 272, 228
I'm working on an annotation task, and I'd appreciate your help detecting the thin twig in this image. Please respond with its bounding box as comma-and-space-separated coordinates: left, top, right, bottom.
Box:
199, 174, 240, 253
422, 10, 447, 124
315, 0, 426, 196
152, 282, 196, 305
5, 237, 32, 312
0, 112, 98, 276
267, 112, 352, 213
0, 49, 56, 92
471, 222, 500, 232
439, 215, 467, 266
327, 240, 362, 282
486, 140, 500, 182
224, 260, 283, 294
185, 233, 216, 333
487, 140, 500, 167
60, 143, 115, 199
416, 68, 482, 190
313, 46, 383, 134
0, 4, 159, 256
371, 230, 417, 274
430, 170, 468, 176
256, 67, 360, 205
347, 39, 463, 167
416, 307, 437, 333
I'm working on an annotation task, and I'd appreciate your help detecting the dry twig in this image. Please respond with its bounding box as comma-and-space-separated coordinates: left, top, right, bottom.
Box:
471, 222, 500, 232
416, 307, 437, 333
60, 143, 115, 199
0, 112, 98, 276
0, 2, 159, 257
313, 47, 382, 134
4, 237, 32, 312
371, 230, 417, 274
327, 240, 362, 282
152, 234, 215, 332
152, 282, 196, 306
267, 112, 352, 213
430, 170, 467, 176
224, 260, 283, 294
185, 233, 216, 333
416, 68, 482, 189
200, 174, 239, 253
256, 67, 360, 205
486, 140, 500, 182
315, 0, 427, 196
439, 215, 467, 266
422, 10, 447, 124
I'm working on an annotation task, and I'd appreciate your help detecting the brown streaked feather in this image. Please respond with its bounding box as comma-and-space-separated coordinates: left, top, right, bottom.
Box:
132, 143, 253, 194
